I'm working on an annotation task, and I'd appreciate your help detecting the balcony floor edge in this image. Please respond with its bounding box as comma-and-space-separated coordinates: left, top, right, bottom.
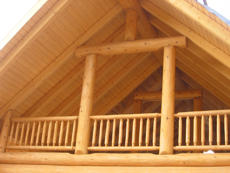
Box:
1, 152, 230, 167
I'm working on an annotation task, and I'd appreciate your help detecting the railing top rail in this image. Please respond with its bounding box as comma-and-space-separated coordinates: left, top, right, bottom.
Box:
12, 115, 78, 122
175, 109, 230, 117
90, 113, 161, 120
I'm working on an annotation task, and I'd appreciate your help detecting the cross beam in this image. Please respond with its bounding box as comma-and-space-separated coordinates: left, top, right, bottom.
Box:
135, 89, 202, 101
75, 36, 186, 57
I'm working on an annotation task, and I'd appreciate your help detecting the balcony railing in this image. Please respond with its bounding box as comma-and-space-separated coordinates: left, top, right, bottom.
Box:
89, 113, 161, 152
1, 110, 230, 154
174, 110, 230, 151
6, 116, 78, 152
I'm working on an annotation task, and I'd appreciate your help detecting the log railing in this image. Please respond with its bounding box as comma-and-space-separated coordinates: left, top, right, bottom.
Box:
174, 110, 230, 151
88, 113, 161, 152
1, 110, 230, 153
6, 116, 78, 152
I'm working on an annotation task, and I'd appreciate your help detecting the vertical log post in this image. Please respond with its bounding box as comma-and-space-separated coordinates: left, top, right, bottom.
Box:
0, 111, 12, 152
124, 9, 137, 41
193, 97, 202, 145
159, 46, 175, 154
75, 54, 96, 154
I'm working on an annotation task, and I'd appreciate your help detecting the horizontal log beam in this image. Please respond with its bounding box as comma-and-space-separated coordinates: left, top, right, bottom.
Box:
75, 36, 186, 57
135, 89, 201, 101
1, 152, 230, 166
1, 164, 230, 173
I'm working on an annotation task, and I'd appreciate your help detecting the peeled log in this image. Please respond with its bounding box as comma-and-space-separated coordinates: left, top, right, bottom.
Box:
75, 37, 186, 57
1, 152, 230, 166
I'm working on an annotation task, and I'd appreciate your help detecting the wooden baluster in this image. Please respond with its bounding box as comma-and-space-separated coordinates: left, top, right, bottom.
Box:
224, 114, 228, 145
217, 114, 221, 145
178, 117, 182, 146
36, 121, 41, 146
92, 120, 97, 147
47, 121, 52, 146
14, 122, 20, 144
99, 120, 103, 147
19, 122, 25, 145
30, 122, 36, 146
145, 118, 150, 146
0, 111, 12, 152
71, 119, 76, 147
105, 120, 110, 147
65, 120, 70, 146
193, 97, 202, 145
132, 118, 136, 147
112, 119, 116, 147
53, 121, 58, 146
193, 116, 198, 146
125, 119, 130, 146
9, 122, 15, 143
153, 117, 157, 146
118, 119, 123, 146
25, 122, 30, 145
209, 115, 213, 145
59, 121, 64, 146
139, 118, 143, 146
41, 121, 47, 146
201, 115, 205, 145
186, 116, 190, 146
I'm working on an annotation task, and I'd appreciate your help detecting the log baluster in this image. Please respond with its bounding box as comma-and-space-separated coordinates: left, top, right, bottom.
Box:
112, 119, 116, 147
53, 121, 58, 146
118, 119, 123, 146
224, 114, 228, 145
153, 117, 157, 146
30, 122, 36, 146
139, 118, 143, 146
178, 117, 182, 146
105, 120, 110, 147
92, 120, 97, 147
217, 114, 221, 145
19, 123, 25, 145
25, 122, 30, 145
65, 120, 70, 146
186, 116, 190, 146
36, 121, 41, 146
209, 115, 213, 145
146, 118, 150, 146
125, 119, 130, 146
99, 120, 103, 147
201, 115, 205, 145
132, 118, 136, 147
59, 121, 64, 146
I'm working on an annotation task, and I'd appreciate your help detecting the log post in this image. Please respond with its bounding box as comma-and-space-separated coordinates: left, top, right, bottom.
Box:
0, 111, 12, 152
124, 9, 137, 41
159, 46, 175, 154
75, 54, 96, 154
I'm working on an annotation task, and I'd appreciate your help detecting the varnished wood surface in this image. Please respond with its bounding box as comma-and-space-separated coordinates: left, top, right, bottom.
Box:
1, 164, 230, 173
0, 0, 229, 120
